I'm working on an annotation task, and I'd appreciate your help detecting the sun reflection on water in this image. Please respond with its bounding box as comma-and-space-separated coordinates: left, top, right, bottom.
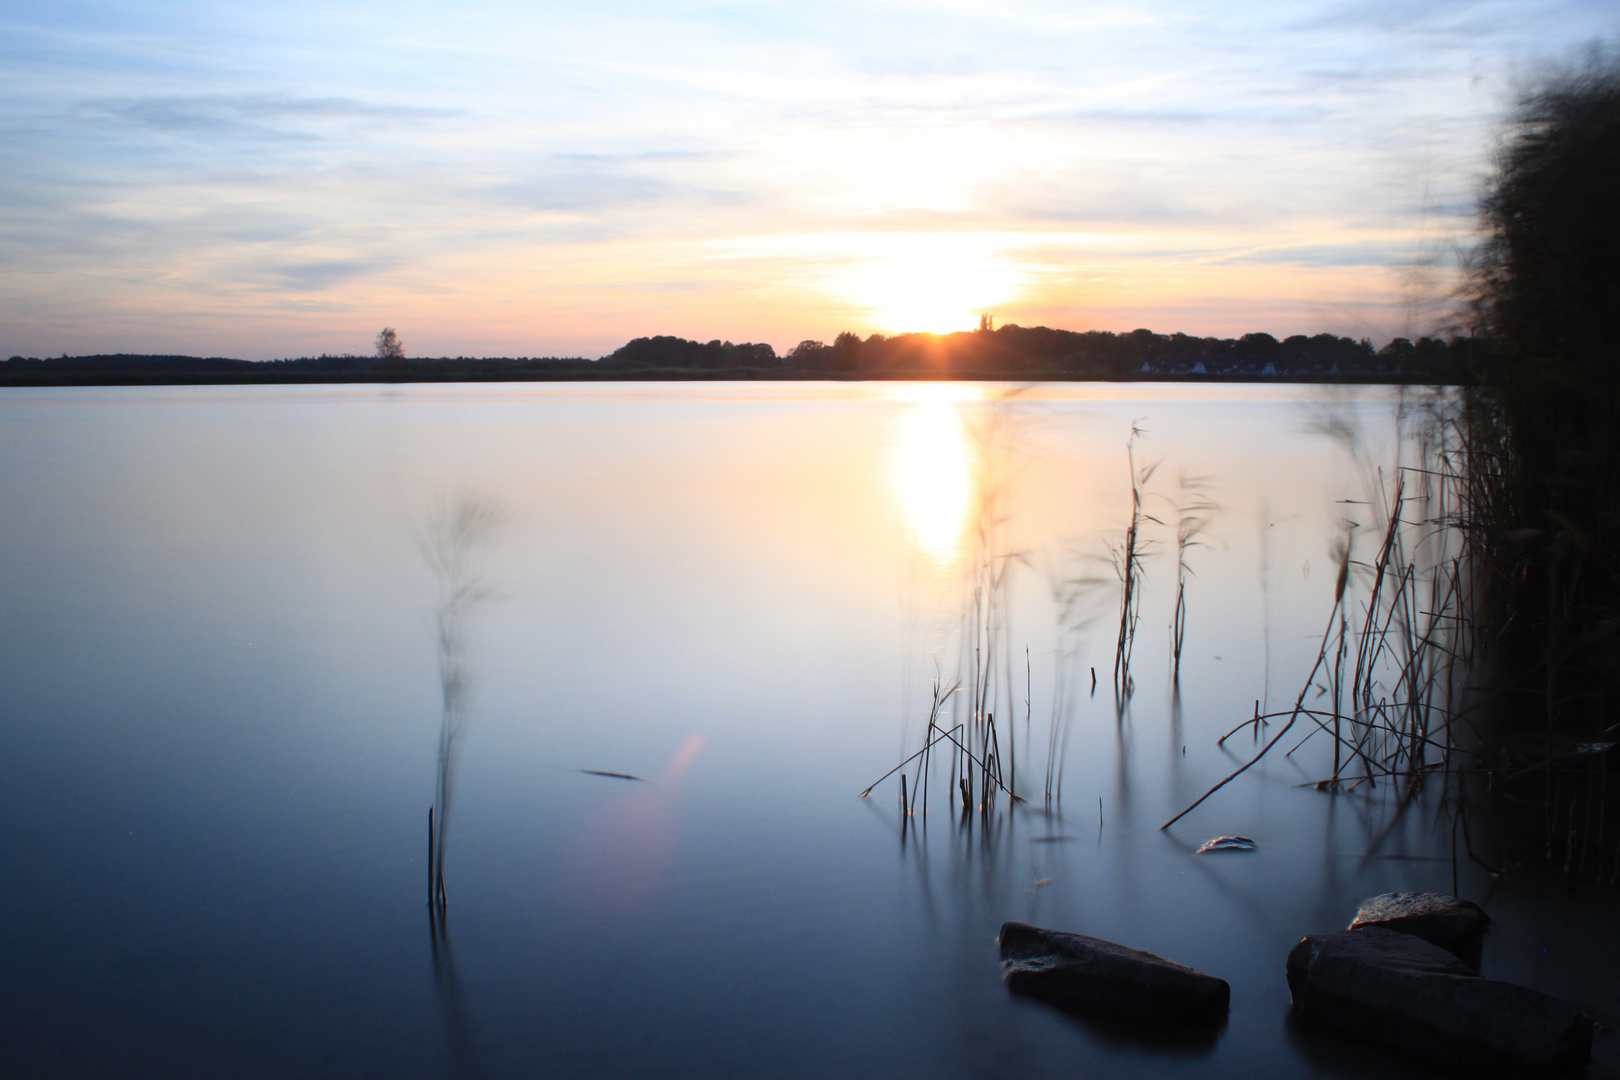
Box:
892, 384, 979, 560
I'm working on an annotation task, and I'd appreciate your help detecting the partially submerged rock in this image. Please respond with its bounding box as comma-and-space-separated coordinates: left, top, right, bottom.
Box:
1349, 891, 1489, 965
1287, 927, 1592, 1078
999, 921, 1229, 1024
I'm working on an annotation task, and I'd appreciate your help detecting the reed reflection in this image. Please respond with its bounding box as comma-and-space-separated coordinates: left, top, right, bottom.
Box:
428, 909, 484, 1080
420, 493, 504, 910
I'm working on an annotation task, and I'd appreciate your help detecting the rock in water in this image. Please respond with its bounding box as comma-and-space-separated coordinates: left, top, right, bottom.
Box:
1287, 927, 1592, 1078
1349, 891, 1489, 966
999, 921, 1229, 1023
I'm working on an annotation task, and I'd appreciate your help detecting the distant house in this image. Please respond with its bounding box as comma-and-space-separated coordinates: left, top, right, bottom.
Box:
1191, 361, 1206, 374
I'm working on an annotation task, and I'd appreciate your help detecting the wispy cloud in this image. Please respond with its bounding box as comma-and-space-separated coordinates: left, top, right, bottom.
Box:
75, 94, 459, 139
272, 260, 379, 292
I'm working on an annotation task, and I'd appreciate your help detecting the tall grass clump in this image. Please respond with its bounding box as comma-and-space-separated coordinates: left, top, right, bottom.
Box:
1462, 52, 1620, 878
1169, 474, 1218, 683
1163, 413, 1481, 835
1043, 426, 1164, 801
1110, 426, 1158, 699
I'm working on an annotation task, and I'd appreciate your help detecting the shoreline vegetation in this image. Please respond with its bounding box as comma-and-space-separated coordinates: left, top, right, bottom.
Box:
852, 54, 1620, 893
2, 325, 1473, 387
1459, 56, 1620, 882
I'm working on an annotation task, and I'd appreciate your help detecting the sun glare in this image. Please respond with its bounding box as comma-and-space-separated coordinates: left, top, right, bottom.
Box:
850, 240, 1022, 334
893, 385, 979, 560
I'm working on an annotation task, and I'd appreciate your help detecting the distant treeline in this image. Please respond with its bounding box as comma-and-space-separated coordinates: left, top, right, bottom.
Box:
767, 326, 1470, 380
3, 325, 1477, 386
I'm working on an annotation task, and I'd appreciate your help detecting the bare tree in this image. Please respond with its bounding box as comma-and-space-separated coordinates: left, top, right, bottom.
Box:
376, 327, 405, 360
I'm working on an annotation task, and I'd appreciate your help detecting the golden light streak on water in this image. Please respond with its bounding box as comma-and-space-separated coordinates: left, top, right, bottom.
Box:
891, 384, 980, 561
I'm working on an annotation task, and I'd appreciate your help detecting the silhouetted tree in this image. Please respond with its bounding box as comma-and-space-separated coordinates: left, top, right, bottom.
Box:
602, 335, 776, 369
376, 327, 405, 360
787, 340, 829, 369
830, 331, 863, 372
1239, 332, 1280, 356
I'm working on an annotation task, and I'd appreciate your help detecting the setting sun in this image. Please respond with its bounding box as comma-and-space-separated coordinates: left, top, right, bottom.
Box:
849, 238, 1023, 334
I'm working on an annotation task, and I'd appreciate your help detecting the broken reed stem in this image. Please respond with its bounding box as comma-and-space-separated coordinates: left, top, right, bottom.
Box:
861, 709, 1022, 812
1162, 587, 1344, 830
1044, 659, 1064, 802
1019, 647, 1031, 801
1172, 569, 1187, 682
859, 722, 962, 798
932, 722, 1020, 801
1333, 609, 1348, 781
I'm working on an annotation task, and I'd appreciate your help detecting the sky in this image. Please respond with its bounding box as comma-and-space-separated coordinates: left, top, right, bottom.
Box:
1, 1, 1615, 360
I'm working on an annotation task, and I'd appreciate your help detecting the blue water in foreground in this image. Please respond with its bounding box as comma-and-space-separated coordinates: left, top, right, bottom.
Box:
0, 382, 1614, 1078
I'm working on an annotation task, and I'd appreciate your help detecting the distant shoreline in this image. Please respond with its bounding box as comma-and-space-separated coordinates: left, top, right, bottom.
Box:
3, 326, 1476, 387
0, 365, 1465, 388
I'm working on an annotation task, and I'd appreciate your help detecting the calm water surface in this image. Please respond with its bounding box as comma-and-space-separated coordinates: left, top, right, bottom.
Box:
0, 382, 1614, 1079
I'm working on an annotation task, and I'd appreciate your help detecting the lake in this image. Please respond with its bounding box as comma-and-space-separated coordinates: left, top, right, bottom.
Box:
0, 382, 1614, 1078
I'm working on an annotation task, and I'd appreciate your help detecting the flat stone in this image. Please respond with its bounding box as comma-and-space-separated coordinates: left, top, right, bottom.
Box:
1287, 927, 1592, 1078
999, 921, 1229, 1024
1349, 891, 1490, 965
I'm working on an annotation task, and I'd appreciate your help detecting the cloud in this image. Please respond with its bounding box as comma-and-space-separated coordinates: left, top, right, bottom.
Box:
0, 0, 1612, 357
1297, 0, 1509, 36
272, 260, 378, 291
72, 94, 460, 140
1207, 242, 1413, 267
